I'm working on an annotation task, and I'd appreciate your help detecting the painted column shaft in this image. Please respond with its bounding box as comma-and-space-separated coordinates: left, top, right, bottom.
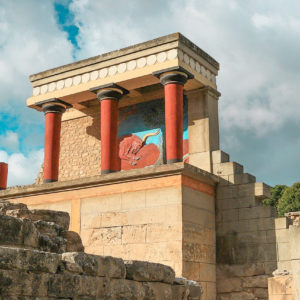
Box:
101, 99, 119, 173
0, 162, 8, 189
164, 83, 184, 163
44, 112, 62, 182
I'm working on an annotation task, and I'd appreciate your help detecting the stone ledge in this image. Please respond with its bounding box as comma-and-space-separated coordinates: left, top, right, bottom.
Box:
0, 163, 218, 201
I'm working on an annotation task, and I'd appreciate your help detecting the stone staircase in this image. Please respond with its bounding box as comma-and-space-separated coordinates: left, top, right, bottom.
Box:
0, 200, 202, 299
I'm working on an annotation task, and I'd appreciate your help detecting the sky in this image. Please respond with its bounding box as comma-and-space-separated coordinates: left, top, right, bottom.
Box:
0, 0, 299, 187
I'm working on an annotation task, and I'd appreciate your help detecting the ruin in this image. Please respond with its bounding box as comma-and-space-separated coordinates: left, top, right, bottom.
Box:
0, 33, 299, 299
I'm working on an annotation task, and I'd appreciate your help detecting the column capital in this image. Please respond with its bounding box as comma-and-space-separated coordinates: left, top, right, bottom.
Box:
36, 98, 72, 114
153, 66, 194, 86
90, 83, 129, 101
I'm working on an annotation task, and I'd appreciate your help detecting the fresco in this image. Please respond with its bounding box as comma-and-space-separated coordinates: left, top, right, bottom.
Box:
118, 98, 188, 170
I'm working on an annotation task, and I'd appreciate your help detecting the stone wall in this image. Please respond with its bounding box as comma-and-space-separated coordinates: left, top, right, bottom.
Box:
268, 275, 294, 300
0, 199, 202, 299
3, 163, 216, 299
268, 212, 300, 299
212, 150, 277, 299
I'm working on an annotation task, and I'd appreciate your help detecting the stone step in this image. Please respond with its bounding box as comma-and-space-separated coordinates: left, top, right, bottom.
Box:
213, 161, 244, 176
228, 173, 256, 184
212, 150, 230, 164
254, 182, 271, 200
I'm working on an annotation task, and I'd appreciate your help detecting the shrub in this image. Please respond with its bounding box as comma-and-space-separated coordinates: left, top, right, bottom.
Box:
262, 184, 288, 208
277, 182, 300, 216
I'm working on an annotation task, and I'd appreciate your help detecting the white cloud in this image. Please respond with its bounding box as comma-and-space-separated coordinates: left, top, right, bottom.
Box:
68, 0, 300, 137
0, 0, 74, 114
0, 149, 43, 186
0, 131, 19, 152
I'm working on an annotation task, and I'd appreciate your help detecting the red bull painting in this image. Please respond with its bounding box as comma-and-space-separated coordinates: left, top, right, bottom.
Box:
118, 98, 189, 170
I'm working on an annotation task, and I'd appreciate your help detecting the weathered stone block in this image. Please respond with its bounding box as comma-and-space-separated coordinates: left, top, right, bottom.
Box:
217, 277, 242, 293
61, 230, 84, 252
62, 252, 126, 279
0, 246, 60, 274
242, 275, 269, 288
125, 260, 175, 284
211, 150, 230, 164
0, 215, 39, 249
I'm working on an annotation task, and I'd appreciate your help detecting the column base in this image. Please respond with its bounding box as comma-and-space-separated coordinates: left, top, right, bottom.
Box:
167, 159, 182, 164
101, 170, 117, 175
43, 179, 58, 183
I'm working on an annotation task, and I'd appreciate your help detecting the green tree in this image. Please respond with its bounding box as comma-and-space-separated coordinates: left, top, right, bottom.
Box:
262, 184, 288, 208
277, 182, 300, 216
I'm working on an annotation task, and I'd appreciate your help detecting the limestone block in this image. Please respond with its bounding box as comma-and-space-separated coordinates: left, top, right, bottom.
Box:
182, 187, 214, 212
216, 185, 238, 200
289, 225, 300, 260
239, 206, 277, 220
206, 282, 216, 300
228, 173, 256, 185
33, 220, 63, 236
188, 118, 210, 153
6, 208, 70, 231
275, 228, 289, 243
172, 285, 189, 300
0, 246, 60, 274
264, 261, 278, 275
125, 260, 175, 284
218, 291, 255, 300
277, 261, 292, 273
217, 263, 265, 278
101, 211, 128, 227
145, 281, 173, 300
199, 263, 216, 282
0, 201, 27, 214
108, 278, 147, 299
254, 182, 271, 200
253, 287, 268, 298
123, 225, 147, 244
222, 209, 238, 222
145, 187, 180, 207
189, 152, 212, 172
47, 273, 81, 298
275, 217, 289, 230
183, 243, 216, 264
61, 252, 126, 278
268, 275, 293, 296
146, 223, 181, 243
183, 223, 215, 246
61, 230, 84, 252
242, 275, 269, 288
183, 206, 215, 229
0, 269, 48, 297
0, 215, 39, 249
217, 277, 242, 293
211, 150, 230, 164
277, 243, 291, 262
122, 190, 146, 210
213, 162, 244, 176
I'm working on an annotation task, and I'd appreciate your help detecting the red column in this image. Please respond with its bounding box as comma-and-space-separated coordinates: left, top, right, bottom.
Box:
0, 162, 8, 189
90, 84, 129, 174
38, 100, 70, 183
155, 68, 193, 164
100, 98, 119, 173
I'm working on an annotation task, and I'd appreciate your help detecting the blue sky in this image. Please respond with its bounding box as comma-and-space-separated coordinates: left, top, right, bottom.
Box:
0, 0, 299, 186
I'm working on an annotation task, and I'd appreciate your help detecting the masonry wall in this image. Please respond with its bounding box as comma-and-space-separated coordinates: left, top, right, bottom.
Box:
211, 150, 277, 299
7, 165, 217, 299
0, 199, 202, 300
269, 212, 300, 299
182, 186, 216, 300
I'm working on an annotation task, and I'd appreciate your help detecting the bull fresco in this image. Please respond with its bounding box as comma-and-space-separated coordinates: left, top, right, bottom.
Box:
118, 98, 188, 170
